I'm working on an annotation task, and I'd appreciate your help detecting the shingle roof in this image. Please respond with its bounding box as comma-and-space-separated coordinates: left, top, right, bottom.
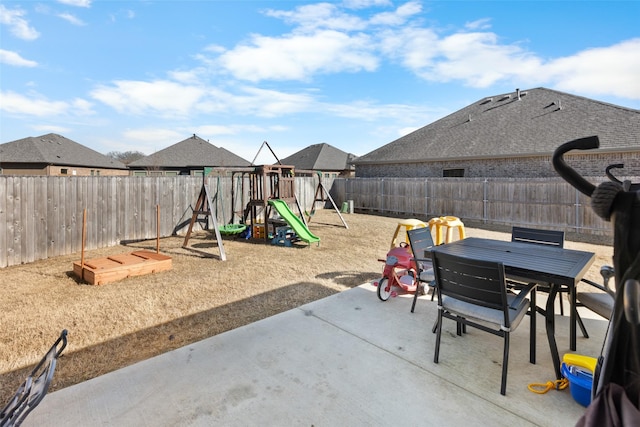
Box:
354, 87, 640, 164
128, 134, 251, 168
0, 133, 127, 169
279, 143, 357, 171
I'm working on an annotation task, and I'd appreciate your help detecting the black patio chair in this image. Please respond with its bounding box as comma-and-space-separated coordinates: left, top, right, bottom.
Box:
577, 265, 616, 320
510, 226, 590, 338
431, 251, 537, 395
0, 329, 68, 427
407, 226, 436, 313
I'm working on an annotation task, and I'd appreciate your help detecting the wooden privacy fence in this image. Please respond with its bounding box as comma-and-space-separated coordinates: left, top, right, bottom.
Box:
0, 175, 322, 268
332, 177, 637, 239
2, 175, 631, 267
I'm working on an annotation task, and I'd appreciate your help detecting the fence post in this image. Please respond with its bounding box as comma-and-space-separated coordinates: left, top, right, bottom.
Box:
424, 178, 429, 217
575, 188, 581, 234
381, 178, 385, 214
483, 178, 488, 223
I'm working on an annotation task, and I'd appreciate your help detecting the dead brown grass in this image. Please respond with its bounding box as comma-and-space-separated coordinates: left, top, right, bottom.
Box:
0, 210, 613, 404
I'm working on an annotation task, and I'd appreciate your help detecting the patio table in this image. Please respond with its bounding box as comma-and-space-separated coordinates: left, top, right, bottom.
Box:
430, 237, 595, 379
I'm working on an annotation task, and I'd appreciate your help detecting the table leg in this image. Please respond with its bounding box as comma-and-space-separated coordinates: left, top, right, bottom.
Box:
546, 285, 561, 379
569, 283, 576, 351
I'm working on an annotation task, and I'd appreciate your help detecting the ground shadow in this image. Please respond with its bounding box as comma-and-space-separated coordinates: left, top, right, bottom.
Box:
315, 271, 379, 288
0, 282, 339, 404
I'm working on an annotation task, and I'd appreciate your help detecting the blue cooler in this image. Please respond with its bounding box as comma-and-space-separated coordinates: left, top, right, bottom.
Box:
562, 354, 597, 407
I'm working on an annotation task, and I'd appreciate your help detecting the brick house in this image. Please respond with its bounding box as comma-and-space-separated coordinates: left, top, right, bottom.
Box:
127, 134, 251, 176
279, 143, 357, 178
353, 88, 640, 179
0, 133, 128, 176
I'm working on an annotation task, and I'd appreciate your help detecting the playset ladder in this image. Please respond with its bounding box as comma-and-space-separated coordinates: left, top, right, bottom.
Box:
182, 184, 227, 261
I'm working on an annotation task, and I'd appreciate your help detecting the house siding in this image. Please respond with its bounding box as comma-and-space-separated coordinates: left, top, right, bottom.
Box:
356, 151, 640, 178
0, 164, 128, 176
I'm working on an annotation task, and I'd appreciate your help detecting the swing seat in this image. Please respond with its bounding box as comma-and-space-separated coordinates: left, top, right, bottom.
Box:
219, 224, 247, 235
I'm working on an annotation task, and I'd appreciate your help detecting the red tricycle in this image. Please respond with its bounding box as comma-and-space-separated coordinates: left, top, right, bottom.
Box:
375, 243, 421, 301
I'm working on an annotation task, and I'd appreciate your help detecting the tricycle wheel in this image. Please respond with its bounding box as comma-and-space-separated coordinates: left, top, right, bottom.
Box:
377, 277, 392, 301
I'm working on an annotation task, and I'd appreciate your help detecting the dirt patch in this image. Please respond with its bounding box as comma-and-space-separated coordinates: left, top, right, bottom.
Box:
0, 210, 614, 403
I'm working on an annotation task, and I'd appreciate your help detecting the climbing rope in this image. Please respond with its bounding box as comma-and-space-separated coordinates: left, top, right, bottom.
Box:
528, 377, 569, 394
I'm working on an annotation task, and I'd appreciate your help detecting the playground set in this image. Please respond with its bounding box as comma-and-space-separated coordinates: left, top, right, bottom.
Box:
182, 141, 349, 252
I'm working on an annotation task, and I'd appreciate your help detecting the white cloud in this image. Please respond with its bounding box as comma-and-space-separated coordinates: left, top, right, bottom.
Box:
369, 1, 422, 26
241, 87, 317, 116
325, 99, 445, 124
465, 18, 492, 31
343, 0, 393, 9
90, 80, 206, 116
0, 5, 40, 40
427, 32, 541, 87
217, 30, 378, 82
118, 128, 185, 155
265, 3, 366, 32
383, 28, 540, 88
0, 49, 38, 67
398, 126, 420, 136
122, 128, 183, 143
379, 27, 439, 69
57, 0, 92, 7
71, 98, 95, 115
33, 124, 72, 134
545, 39, 640, 100
57, 12, 86, 26
192, 124, 286, 137
0, 92, 70, 117
0, 91, 96, 118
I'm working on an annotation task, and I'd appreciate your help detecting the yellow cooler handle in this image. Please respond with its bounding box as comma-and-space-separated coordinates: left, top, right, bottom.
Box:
562, 354, 597, 372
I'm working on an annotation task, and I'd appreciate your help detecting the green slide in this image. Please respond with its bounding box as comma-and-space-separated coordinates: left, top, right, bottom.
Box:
268, 199, 320, 245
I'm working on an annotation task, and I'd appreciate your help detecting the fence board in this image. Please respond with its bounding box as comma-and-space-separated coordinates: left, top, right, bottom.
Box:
0, 177, 7, 267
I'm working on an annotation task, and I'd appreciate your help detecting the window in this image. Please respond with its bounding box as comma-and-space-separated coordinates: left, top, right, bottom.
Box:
443, 168, 464, 177
61, 168, 68, 175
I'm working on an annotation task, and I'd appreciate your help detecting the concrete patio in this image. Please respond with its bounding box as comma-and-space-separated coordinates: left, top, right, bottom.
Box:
24, 284, 607, 426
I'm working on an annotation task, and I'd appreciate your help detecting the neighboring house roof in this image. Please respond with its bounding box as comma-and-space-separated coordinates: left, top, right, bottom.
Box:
279, 143, 357, 171
128, 134, 251, 168
354, 87, 640, 165
0, 133, 127, 169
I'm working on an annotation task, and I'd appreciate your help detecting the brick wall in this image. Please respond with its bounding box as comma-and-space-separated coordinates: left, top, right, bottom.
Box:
356, 152, 640, 178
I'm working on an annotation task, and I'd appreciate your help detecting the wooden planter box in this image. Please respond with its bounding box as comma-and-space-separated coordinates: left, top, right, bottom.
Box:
73, 250, 172, 285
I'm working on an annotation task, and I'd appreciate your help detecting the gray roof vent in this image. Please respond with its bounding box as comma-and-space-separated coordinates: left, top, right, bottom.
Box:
498, 94, 511, 101
480, 97, 493, 105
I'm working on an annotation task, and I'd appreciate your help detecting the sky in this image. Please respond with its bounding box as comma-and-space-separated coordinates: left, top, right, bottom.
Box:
1, 1, 639, 165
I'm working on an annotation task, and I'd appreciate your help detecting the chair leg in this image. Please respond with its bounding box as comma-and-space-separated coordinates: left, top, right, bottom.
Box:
568, 287, 589, 338
530, 290, 536, 364
576, 307, 589, 339
434, 310, 443, 363
410, 286, 419, 313
501, 333, 510, 395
